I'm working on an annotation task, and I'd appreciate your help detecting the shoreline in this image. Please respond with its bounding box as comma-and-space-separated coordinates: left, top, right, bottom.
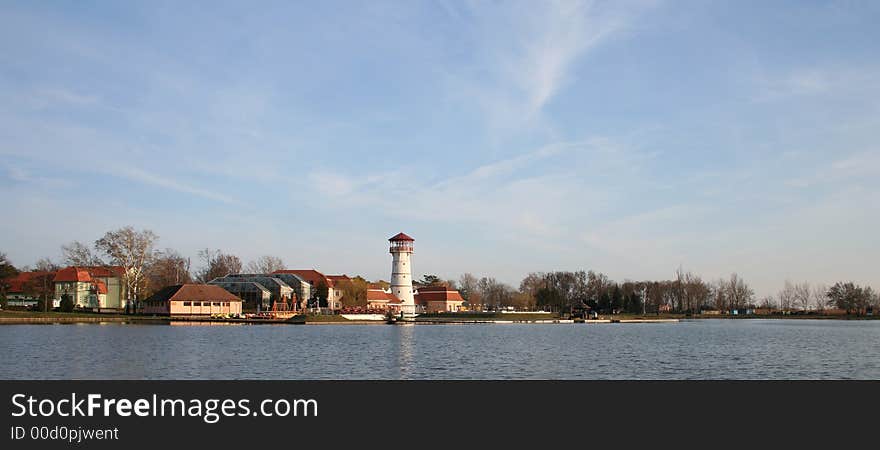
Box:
1, 311, 877, 325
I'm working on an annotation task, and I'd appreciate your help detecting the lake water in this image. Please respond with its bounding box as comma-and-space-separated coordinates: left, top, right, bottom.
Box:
1, 319, 879, 379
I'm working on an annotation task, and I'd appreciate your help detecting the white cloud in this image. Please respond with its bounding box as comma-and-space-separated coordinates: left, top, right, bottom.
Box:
752, 66, 880, 102
831, 152, 880, 174
444, 0, 645, 139
112, 166, 237, 204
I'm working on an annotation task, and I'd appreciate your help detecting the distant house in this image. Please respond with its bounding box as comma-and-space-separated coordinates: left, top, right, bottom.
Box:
209, 274, 295, 311
53, 266, 126, 310
206, 281, 271, 312
366, 288, 401, 311
272, 270, 348, 311
266, 273, 311, 309
415, 285, 465, 313
4, 271, 55, 307
140, 284, 242, 316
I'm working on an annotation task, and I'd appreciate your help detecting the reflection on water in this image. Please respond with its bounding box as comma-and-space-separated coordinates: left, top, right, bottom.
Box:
390, 324, 415, 378
2, 320, 880, 379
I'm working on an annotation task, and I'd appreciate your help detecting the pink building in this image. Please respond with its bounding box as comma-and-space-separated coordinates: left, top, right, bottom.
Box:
366, 288, 402, 311
415, 285, 465, 313
140, 284, 243, 316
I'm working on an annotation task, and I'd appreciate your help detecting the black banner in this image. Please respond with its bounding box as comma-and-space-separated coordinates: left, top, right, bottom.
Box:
2, 381, 876, 448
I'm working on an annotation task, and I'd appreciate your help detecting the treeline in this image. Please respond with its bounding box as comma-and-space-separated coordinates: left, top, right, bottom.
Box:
443, 269, 879, 316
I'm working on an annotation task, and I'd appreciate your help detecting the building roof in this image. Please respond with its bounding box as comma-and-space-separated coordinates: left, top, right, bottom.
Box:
87, 266, 126, 278
4, 271, 54, 293
147, 284, 242, 304
389, 232, 415, 242
326, 275, 351, 284
366, 289, 399, 302
415, 287, 464, 304
213, 275, 294, 292
273, 269, 337, 287
54, 267, 93, 283
54, 266, 125, 283
209, 281, 272, 294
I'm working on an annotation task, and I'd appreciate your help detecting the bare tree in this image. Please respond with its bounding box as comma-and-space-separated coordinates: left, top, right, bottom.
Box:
778, 281, 796, 312
245, 255, 286, 274
711, 278, 728, 311
811, 284, 827, 312
793, 282, 811, 312
94, 227, 158, 313
61, 241, 104, 266
0, 252, 20, 304
674, 266, 686, 312
726, 273, 754, 311
585, 270, 610, 308
147, 249, 192, 293
478, 277, 502, 311
759, 295, 777, 310
519, 272, 545, 307
26, 258, 59, 312
458, 273, 479, 304
681, 271, 709, 313
195, 249, 242, 283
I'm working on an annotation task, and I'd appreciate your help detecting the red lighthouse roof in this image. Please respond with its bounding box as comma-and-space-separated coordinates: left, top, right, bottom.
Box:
388, 232, 414, 242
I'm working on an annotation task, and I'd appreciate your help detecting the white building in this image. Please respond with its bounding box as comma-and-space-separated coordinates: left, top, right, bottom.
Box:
389, 232, 416, 318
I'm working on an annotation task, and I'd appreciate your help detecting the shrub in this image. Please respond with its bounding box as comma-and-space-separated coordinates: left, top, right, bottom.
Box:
60, 295, 75, 313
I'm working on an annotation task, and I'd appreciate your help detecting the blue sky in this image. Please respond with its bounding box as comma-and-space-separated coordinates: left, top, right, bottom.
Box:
1, 0, 878, 296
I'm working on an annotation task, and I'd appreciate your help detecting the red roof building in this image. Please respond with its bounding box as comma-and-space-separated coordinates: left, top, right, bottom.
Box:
53, 266, 126, 309
415, 285, 465, 313
273, 269, 336, 287
141, 284, 242, 316
271, 269, 348, 310
4, 271, 55, 302
364, 289, 404, 313
326, 275, 352, 285
53, 267, 93, 283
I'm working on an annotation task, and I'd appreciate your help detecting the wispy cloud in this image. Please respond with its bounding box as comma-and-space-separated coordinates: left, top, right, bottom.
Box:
111, 166, 237, 204
29, 88, 101, 109
752, 66, 880, 102
443, 0, 645, 139
300, 136, 650, 251
831, 152, 880, 173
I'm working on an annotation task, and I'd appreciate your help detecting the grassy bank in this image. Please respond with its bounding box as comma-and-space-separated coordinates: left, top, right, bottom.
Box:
303, 314, 352, 323
0, 310, 129, 319
415, 312, 561, 322
696, 313, 879, 320
0, 310, 170, 324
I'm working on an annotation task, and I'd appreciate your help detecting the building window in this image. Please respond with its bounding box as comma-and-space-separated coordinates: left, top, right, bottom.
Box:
213, 302, 220, 306
193, 302, 201, 307
184, 302, 191, 306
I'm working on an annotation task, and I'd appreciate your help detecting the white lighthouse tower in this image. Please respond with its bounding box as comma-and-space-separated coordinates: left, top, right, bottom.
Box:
389, 232, 416, 318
